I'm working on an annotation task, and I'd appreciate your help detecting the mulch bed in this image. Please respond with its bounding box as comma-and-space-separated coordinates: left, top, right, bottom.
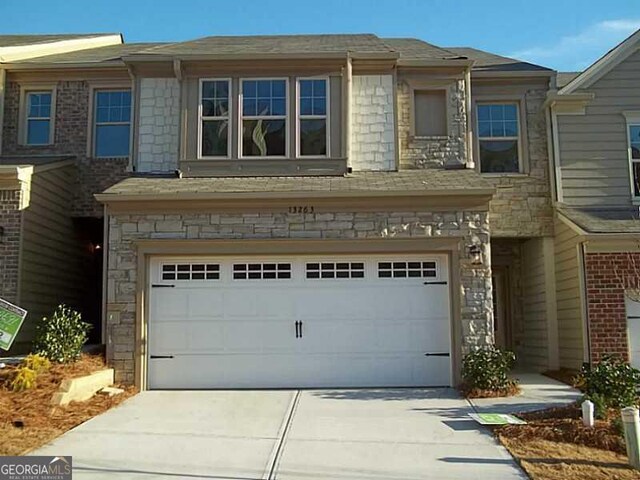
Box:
461, 382, 521, 398
0, 354, 136, 455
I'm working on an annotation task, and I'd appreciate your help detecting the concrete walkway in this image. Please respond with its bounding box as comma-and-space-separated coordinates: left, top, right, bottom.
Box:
468, 372, 581, 414
32, 389, 527, 480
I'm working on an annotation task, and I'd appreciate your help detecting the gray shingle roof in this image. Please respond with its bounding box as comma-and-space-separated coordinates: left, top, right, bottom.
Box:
100, 170, 494, 197
382, 38, 465, 61
445, 47, 552, 72
14, 43, 167, 64
0, 33, 119, 48
559, 207, 640, 234
556, 72, 581, 88
134, 34, 396, 57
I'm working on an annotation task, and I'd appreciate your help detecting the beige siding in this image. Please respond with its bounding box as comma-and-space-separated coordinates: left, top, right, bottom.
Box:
557, 49, 640, 207
19, 164, 86, 341
519, 238, 549, 370
553, 218, 585, 369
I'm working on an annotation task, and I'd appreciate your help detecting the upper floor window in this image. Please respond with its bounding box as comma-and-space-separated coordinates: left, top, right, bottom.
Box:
25, 91, 53, 145
629, 124, 640, 199
298, 78, 328, 157
241, 79, 287, 157
199, 79, 230, 158
477, 103, 520, 173
94, 90, 131, 158
414, 89, 446, 137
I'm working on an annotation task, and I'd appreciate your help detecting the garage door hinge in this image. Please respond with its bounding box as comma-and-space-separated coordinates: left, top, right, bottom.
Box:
152, 284, 175, 288
423, 281, 447, 285
424, 352, 450, 357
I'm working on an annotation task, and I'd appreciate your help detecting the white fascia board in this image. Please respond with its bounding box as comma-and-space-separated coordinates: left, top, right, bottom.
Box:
0, 34, 122, 62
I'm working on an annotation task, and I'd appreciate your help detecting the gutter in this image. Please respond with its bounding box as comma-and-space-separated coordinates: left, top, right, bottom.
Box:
0, 67, 4, 156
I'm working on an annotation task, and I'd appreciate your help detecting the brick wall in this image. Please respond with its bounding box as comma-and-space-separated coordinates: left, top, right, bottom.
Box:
106, 209, 493, 383
0, 189, 22, 303
2, 80, 130, 217
585, 252, 640, 362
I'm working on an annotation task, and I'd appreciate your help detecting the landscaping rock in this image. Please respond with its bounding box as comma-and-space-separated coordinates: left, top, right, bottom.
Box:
51, 369, 114, 406
99, 386, 124, 397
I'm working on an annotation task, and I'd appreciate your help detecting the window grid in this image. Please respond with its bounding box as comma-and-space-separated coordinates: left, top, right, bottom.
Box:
233, 263, 292, 280
94, 90, 131, 158
200, 79, 231, 158
240, 79, 288, 158
378, 261, 437, 279
161, 264, 220, 281
306, 262, 364, 279
629, 124, 640, 198
26, 92, 52, 145
298, 78, 328, 157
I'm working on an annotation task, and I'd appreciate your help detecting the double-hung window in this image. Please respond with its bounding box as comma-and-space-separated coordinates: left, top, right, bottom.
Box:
477, 103, 521, 173
628, 123, 640, 199
241, 79, 287, 157
298, 78, 328, 157
200, 79, 230, 157
94, 90, 131, 158
25, 91, 53, 145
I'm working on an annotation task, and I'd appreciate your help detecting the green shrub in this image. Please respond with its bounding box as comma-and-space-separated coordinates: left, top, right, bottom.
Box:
10, 367, 37, 392
578, 355, 640, 413
33, 305, 91, 363
461, 346, 517, 391
23, 354, 51, 374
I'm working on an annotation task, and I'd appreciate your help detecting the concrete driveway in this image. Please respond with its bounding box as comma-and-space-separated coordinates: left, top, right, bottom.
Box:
33, 389, 526, 480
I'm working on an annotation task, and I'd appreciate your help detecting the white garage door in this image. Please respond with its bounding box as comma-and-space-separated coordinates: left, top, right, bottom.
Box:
147, 255, 451, 389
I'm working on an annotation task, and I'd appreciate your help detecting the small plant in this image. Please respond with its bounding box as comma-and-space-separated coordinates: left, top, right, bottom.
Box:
33, 305, 91, 363
462, 346, 518, 393
577, 355, 640, 415
10, 367, 37, 392
23, 354, 51, 374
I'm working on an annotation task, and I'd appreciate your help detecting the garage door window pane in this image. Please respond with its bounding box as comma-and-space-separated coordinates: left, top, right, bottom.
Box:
378, 261, 437, 279
161, 263, 220, 281
233, 263, 291, 280
306, 262, 365, 279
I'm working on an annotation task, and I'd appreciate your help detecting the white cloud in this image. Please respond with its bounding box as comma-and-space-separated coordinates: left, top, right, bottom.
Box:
509, 19, 640, 71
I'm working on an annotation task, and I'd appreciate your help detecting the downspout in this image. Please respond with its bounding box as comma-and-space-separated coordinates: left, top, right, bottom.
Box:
0, 67, 5, 155
578, 241, 592, 364
464, 66, 473, 168
344, 54, 352, 171
101, 205, 109, 345
549, 104, 564, 203
126, 64, 137, 172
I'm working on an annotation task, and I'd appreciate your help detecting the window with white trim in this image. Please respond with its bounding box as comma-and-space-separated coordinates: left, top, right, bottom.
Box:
298, 78, 328, 157
629, 124, 640, 199
25, 91, 53, 145
477, 103, 520, 173
200, 79, 230, 157
94, 90, 131, 158
241, 79, 287, 157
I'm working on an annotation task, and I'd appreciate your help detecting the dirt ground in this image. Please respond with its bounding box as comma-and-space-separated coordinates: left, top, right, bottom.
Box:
0, 354, 136, 455
496, 404, 640, 480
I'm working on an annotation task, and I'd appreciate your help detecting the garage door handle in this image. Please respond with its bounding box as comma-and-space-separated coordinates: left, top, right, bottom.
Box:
629, 316, 640, 319
295, 321, 303, 338
423, 281, 447, 285
424, 352, 450, 357
150, 355, 174, 359
152, 284, 175, 288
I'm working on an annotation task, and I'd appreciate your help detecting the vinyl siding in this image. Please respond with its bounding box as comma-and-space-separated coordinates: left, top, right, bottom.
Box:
557, 48, 640, 207
553, 218, 585, 369
520, 238, 549, 370
19, 164, 86, 343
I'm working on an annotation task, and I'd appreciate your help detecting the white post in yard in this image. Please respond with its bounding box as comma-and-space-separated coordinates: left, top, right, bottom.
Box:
581, 400, 595, 427
621, 407, 640, 469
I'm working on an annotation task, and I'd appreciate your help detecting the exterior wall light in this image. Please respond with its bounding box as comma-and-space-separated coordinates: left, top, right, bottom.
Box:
468, 244, 483, 266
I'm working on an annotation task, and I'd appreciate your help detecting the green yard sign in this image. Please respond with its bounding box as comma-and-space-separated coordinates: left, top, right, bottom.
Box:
469, 413, 526, 425
0, 297, 28, 351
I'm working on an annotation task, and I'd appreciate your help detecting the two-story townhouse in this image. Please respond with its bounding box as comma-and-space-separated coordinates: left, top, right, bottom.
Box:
0, 33, 558, 389
547, 29, 640, 371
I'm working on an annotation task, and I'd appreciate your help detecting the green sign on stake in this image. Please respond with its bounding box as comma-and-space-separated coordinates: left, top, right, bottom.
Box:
0, 297, 28, 351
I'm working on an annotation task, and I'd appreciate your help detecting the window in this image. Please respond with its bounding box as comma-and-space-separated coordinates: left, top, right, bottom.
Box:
298, 78, 328, 156
200, 79, 230, 157
241, 79, 287, 157
94, 90, 131, 158
25, 92, 53, 145
233, 263, 291, 280
414, 90, 446, 137
162, 264, 220, 281
378, 261, 437, 278
306, 262, 364, 279
477, 103, 520, 173
629, 124, 640, 198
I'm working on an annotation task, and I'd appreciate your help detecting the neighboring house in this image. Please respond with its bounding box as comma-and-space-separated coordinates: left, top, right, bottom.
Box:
0, 33, 558, 389
547, 29, 640, 370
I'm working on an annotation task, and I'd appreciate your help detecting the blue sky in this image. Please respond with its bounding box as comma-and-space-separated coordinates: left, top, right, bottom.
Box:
1, 0, 638, 71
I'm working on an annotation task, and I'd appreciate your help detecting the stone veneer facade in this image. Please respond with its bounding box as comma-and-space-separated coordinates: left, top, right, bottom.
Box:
350, 75, 396, 171
136, 78, 180, 173
1, 80, 129, 217
106, 209, 492, 383
0, 189, 22, 304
